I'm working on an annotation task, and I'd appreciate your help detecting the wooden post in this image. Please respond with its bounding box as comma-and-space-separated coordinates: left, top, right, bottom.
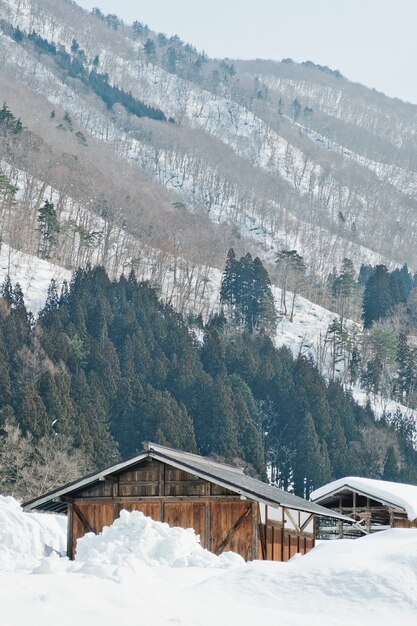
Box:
113, 476, 119, 521
258, 504, 267, 560
389, 507, 394, 528
251, 502, 258, 560
205, 500, 211, 550
205, 482, 211, 550
67, 503, 73, 559
73, 503, 94, 533
297, 511, 301, 553
313, 515, 317, 545
158, 462, 165, 497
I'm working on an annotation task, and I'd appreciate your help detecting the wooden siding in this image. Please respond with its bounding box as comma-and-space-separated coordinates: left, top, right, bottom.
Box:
259, 522, 314, 562
71, 501, 116, 559
118, 501, 160, 520
209, 501, 253, 560
66, 458, 316, 561
164, 502, 207, 547
394, 518, 417, 528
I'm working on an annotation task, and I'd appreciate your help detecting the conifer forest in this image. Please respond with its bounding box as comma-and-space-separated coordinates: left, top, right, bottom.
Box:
1, 261, 416, 502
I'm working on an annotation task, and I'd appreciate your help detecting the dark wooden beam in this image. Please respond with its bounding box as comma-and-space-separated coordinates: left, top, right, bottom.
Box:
158, 462, 165, 497
259, 522, 267, 560
283, 507, 300, 534
214, 504, 252, 555
73, 503, 94, 533
67, 495, 243, 503
299, 513, 314, 534
66, 503, 73, 559
161, 479, 207, 487
205, 500, 211, 550
252, 502, 259, 560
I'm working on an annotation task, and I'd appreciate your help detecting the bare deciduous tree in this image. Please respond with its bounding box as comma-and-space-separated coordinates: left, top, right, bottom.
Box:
0, 421, 89, 501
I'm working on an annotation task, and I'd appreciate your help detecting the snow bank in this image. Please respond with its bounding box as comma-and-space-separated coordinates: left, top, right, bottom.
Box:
311, 476, 417, 521
198, 529, 417, 621
0, 496, 66, 571
76, 509, 243, 570
1, 496, 417, 625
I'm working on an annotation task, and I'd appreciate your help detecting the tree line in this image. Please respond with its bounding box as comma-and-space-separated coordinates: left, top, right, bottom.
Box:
0, 261, 415, 502
5, 24, 167, 122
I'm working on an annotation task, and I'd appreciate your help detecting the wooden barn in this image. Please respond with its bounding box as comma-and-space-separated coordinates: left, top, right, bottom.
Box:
24, 442, 348, 561
311, 476, 417, 538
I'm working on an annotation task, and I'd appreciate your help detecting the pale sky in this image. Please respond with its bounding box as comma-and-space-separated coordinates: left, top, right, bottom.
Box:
77, 0, 417, 104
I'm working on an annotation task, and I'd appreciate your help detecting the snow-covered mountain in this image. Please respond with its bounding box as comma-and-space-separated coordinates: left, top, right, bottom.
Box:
1, 0, 417, 425
1, 0, 417, 288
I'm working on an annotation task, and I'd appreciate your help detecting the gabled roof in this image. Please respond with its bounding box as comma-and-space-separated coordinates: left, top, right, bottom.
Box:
311, 476, 417, 521
23, 442, 349, 521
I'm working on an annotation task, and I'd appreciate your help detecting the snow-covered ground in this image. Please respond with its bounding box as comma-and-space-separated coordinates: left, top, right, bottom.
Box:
1, 496, 417, 625
273, 284, 346, 358
0, 244, 71, 314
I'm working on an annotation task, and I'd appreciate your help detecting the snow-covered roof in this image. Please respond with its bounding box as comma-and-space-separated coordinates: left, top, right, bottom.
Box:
311, 477, 417, 521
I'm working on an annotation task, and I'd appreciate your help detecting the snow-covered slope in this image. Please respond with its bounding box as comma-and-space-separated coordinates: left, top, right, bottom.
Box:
0, 244, 71, 313
2, 0, 417, 274
0, 0, 416, 430
1, 497, 417, 625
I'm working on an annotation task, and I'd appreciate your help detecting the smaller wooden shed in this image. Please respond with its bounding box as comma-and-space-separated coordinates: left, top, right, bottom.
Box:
24, 442, 348, 561
311, 476, 417, 538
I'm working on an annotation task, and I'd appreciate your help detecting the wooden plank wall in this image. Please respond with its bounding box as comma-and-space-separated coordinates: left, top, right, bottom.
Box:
260, 522, 314, 562
210, 501, 253, 560
68, 459, 315, 562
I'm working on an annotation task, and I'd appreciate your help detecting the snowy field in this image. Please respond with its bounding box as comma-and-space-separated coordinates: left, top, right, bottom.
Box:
1, 497, 417, 626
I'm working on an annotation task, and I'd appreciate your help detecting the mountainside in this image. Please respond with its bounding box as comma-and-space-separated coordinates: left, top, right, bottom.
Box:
1, 266, 416, 503
1, 0, 417, 298
1, 0, 417, 495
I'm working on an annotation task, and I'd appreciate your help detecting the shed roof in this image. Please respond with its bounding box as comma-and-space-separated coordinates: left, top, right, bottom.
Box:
311, 476, 417, 521
23, 442, 349, 521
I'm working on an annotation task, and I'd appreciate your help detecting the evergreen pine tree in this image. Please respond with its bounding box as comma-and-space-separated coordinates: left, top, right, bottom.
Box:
362, 265, 397, 328
396, 333, 415, 402
293, 412, 325, 498
383, 446, 399, 481
37, 199, 59, 259
220, 248, 238, 314
201, 328, 226, 377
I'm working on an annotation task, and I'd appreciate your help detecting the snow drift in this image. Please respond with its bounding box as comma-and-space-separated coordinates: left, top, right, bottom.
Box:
1, 497, 417, 625
75, 509, 244, 570
0, 495, 66, 572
